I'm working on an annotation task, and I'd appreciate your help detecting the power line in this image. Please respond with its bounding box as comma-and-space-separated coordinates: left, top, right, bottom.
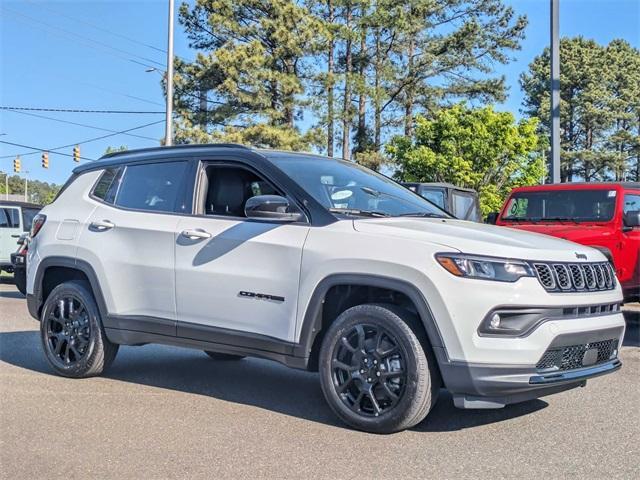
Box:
4, 109, 161, 141
0, 139, 96, 162
25, 0, 167, 54
2, 7, 164, 71
79, 82, 165, 107
0, 120, 164, 161
0, 106, 165, 114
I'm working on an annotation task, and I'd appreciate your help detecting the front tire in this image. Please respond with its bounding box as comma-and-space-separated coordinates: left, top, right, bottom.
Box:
40, 280, 119, 378
319, 304, 437, 434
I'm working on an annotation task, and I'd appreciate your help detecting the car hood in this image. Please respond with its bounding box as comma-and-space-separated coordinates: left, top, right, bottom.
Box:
498, 223, 615, 243
353, 217, 604, 262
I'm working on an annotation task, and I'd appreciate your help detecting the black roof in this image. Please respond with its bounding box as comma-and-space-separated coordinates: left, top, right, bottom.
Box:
0, 200, 42, 209
73, 144, 335, 174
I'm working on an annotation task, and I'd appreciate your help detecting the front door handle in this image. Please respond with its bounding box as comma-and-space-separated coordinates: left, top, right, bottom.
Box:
181, 228, 212, 240
90, 220, 115, 231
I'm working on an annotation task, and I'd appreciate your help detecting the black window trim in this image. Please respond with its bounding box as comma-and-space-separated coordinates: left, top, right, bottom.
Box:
88, 159, 192, 216
192, 159, 311, 225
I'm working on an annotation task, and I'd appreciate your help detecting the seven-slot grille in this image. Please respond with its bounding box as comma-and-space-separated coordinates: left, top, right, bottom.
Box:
532, 262, 615, 292
536, 339, 618, 371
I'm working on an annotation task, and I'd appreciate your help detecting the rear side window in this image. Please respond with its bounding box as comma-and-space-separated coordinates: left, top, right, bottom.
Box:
115, 161, 187, 213
623, 194, 640, 213
92, 167, 122, 204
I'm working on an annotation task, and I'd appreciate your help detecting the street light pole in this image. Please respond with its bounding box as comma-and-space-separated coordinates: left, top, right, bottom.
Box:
164, 0, 175, 146
550, 0, 561, 183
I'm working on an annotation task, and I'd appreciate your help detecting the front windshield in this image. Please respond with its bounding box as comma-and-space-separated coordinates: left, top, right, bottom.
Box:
502, 189, 617, 222
269, 155, 449, 218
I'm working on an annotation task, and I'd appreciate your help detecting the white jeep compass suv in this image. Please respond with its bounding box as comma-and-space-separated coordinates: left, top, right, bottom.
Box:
26, 144, 625, 433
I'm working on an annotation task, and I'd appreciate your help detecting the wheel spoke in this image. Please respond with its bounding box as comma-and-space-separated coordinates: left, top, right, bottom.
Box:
340, 336, 357, 353
366, 389, 382, 415
379, 345, 399, 358
381, 382, 399, 403
336, 377, 354, 394
381, 369, 404, 380
63, 342, 71, 363
53, 336, 66, 355
332, 359, 355, 373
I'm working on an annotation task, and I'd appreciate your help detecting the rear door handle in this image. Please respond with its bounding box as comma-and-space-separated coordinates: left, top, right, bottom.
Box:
90, 220, 115, 231
181, 228, 212, 240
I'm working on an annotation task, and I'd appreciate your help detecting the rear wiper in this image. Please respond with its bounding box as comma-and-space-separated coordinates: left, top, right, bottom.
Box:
329, 208, 389, 218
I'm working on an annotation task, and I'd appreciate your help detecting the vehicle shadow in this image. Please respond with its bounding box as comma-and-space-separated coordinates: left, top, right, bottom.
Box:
0, 289, 23, 299
1, 330, 549, 433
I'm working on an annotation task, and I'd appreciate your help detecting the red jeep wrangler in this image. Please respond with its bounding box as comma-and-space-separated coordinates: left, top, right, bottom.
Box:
493, 182, 640, 302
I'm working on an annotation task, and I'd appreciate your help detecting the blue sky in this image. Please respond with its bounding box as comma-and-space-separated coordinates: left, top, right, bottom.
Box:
1, 0, 638, 185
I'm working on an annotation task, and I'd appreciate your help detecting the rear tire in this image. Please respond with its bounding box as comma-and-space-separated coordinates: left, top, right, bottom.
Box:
204, 351, 245, 361
14, 271, 26, 296
40, 280, 118, 378
319, 304, 437, 434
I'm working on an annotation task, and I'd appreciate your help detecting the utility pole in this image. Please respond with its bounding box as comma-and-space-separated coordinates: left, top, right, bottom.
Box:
550, 0, 561, 183
164, 0, 175, 146
23, 171, 29, 202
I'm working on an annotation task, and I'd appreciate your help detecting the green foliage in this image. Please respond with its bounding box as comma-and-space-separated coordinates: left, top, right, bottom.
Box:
175, 0, 527, 156
387, 104, 544, 215
521, 37, 640, 181
0, 174, 61, 205
104, 145, 128, 155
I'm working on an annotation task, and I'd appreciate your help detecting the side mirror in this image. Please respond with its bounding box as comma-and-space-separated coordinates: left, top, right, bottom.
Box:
623, 210, 640, 228
485, 212, 499, 224
244, 195, 305, 222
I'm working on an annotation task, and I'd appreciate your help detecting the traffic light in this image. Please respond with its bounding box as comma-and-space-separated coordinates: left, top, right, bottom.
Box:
13, 156, 21, 173
73, 145, 80, 162
42, 151, 49, 169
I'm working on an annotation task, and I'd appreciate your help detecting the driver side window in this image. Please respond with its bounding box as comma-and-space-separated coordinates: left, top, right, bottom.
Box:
202, 165, 282, 218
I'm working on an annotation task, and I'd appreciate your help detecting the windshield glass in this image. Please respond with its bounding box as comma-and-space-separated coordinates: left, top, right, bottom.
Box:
502, 189, 617, 222
418, 187, 446, 209
269, 155, 449, 218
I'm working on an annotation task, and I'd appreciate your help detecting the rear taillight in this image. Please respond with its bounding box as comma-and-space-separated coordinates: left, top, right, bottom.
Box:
31, 214, 47, 238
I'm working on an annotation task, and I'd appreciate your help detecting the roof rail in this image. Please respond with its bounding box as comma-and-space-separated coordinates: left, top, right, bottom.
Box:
100, 143, 252, 159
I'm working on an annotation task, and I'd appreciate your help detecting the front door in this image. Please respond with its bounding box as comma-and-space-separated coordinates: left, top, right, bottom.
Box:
174, 162, 309, 343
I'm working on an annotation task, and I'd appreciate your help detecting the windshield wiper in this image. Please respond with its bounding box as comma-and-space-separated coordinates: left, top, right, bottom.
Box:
397, 212, 447, 218
539, 216, 579, 224
329, 208, 390, 218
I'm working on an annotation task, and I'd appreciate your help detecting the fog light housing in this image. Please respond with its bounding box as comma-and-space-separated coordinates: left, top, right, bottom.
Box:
489, 314, 501, 329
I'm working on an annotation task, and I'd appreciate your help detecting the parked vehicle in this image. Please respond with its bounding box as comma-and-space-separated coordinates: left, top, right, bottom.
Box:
26, 145, 625, 433
11, 233, 29, 295
402, 182, 481, 221
490, 182, 640, 302
0, 201, 40, 276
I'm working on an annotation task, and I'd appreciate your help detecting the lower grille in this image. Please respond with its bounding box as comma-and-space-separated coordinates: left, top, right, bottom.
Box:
536, 339, 618, 371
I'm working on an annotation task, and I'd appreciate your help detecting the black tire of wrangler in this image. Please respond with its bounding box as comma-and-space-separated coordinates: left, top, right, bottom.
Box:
319, 303, 438, 434
14, 271, 26, 296
204, 351, 246, 361
40, 280, 119, 378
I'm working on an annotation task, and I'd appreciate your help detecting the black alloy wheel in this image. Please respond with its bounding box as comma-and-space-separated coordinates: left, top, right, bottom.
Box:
45, 294, 92, 366
331, 324, 407, 417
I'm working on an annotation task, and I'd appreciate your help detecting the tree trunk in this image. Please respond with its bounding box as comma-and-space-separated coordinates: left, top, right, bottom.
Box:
373, 25, 381, 151
355, 12, 367, 154
342, 4, 353, 160
327, 0, 335, 157
404, 38, 415, 137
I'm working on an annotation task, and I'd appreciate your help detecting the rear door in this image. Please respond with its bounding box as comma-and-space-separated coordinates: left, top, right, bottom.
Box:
174, 161, 309, 342
0, 207, 21, 264
78, 161, 189, 329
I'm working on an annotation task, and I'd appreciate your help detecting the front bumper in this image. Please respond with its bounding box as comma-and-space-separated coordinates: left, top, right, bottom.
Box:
440, 325, 624, 409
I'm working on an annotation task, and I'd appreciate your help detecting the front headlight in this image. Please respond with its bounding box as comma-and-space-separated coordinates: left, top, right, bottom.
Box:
435, 253, 535, 282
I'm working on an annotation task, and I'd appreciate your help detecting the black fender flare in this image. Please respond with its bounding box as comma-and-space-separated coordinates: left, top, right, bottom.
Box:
28, 256, 109, 321
293, 274, 449, 364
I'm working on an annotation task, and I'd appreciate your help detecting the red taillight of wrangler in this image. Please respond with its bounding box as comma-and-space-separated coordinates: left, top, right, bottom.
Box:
31, 214, 47, 238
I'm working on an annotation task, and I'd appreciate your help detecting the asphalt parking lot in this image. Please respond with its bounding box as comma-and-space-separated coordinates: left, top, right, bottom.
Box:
0, 282, 638, 479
